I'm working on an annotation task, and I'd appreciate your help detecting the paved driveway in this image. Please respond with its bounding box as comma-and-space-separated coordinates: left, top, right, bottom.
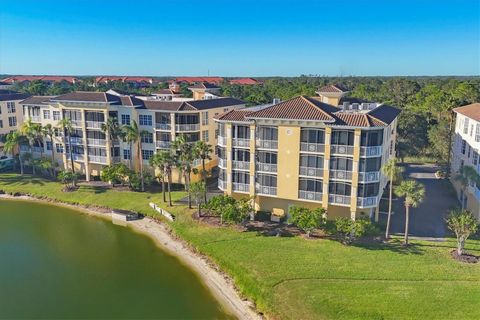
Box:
379, 163, 460, 238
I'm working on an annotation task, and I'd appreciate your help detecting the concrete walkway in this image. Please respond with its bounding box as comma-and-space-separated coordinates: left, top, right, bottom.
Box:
380, 163, 460, 238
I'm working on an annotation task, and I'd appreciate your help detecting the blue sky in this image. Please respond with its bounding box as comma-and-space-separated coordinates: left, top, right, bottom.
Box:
1, 0, 478, 76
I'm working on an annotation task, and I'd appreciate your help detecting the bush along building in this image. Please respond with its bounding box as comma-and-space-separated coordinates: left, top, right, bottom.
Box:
20, 91, 245, 182
214, 85, 401, 221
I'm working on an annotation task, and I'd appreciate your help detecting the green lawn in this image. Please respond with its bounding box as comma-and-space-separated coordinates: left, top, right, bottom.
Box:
1, 173, 479, 320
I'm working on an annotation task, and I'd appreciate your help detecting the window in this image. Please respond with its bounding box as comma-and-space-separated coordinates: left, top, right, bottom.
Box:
233, 125, 250, 139
201, 111, 209, 125
215, 129, 219, 138
468, 145, 471, 158
360, 130, 383, 146
56, 143, 64, 153
232, 171, 250, 184
139, 114, 152, 126
54, 128, 62, 137
53, 111, 61, 120
258, 151, 278, 164
0, 120, 3, 129
8, 116, 16, 127
202, 130, 209, 142
357, 183, 380, 197
232, 149, 250, 161
331, 130, 354, 146
463, 118, 469, 134
46, 141, 52, 151
330, 157, 353, 171
329, 182, 351, 195
141, 132, 153, 144
474, 151, 478, 166
43, 110, 50, 120
299, 178, 323, 193
142, 149, 154, 160
461, 139, 466, 154
476, 124, 480, 142
7, 101, 16, 113
301, 129, 325, 144
121, 114, 131, 125
257, 126, 278, 141
256, 173, 277, 187
123, 149, 131, 160
359, 157, 381, 172
300, 154, 323, 168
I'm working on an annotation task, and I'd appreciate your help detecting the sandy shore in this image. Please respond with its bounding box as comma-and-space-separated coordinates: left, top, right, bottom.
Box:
0, 194, 261, 320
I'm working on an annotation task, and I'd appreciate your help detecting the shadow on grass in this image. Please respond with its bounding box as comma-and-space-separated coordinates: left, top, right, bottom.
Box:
351, 239, 426, 255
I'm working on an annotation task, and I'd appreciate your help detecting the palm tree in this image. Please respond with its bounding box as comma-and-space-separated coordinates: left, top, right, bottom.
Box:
58, 118, 75, 173
395, 180, 425, 246
43, 124, 56, 176
150, 151, 168, 203
122, 120, 148, 191
381, 158, 404, 240
4, 131, 24, 174
172, 135, 196, 209
194, 140, 213, 203
150, 150, 176, 206
454, 165, 480, 209
101, 117, 121, 164
190, 181, 206, 218
21, 120, 42, 175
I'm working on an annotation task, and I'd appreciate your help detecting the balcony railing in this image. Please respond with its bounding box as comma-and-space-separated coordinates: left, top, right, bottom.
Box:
71, 120, 82, 127
255, 185, 277, 196
300, 142, 325, 153
299, 190, 322, 202
331, 144, 354, 156
88, 155, 107, 164
360, 146, 382, 157
256, 139, 278, 150
328, 194, 351, 205
330, 170, 353, 180
155, 123, 171, 131
232, 160, 250, 170
232, 138, 250, 148
69, 137, 84, 145
358, 171, 380, 183
67, 153, 84, 161
87, 138, 107, 146
256, 162, 277, 173
299, 166, 323, 177
86, 121, 104, 129
218, 158, 227, 168
357, 196, 378, 208
156, 140, 170, 148
30, 116, 41, 122
233, 183, 250, 193
218, 135, 226, 146
176, 123, 200, 132
218, 179, 227, 191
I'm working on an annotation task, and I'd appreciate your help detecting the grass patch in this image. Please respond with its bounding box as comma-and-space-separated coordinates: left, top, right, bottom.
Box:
1, 173, 479, 319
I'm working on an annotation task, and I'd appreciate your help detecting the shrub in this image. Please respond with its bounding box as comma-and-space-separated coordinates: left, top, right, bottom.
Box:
334, 217, 378, 244
204, 195, 252, 224
288, 206, 326, 237
446, 209, 479, 256
101, 163, 132, 186
204, 195, 237, 216
129, 170, 153, 191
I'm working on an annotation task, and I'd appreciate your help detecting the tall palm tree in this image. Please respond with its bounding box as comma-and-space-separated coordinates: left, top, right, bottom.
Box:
381, 158, 404, 240
122, 120, 148, 191
4, 131, 24, 175
42, 124, 56, 176
21, 120, 42, 175
172, 135, 196, 209
454, 165, 480, 209
101, 117, 121, 164
58, 118, 75, 173
194, 140, 213, 203
150, 150, 176, 206
150, 151, 168, 203
395, 180, 425, 246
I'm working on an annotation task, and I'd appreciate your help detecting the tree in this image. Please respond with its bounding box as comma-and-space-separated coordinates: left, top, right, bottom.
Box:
101, 117, 121, 164
454, 166, 480, 209
446, 209, 478, 256
150, 151, 169, 203
57, 170, 79, 191
190, 181, 206, 217
394, 180, 425, 245
172, 135, 197, 209
288, 206, 325, 237
42, 124, 56, 177
21, 120, 42, 175
122, 120, 148, 191
194, 140, 213, 203
381, 158, 404, 239
58, 118, 76, 174
3, 131, 24, 175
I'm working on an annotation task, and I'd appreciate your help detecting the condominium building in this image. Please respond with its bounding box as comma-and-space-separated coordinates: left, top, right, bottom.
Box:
215, 90, 401, 221
0, 91, 31, 153
21, 91, 245, 182
451, 103, 480, 220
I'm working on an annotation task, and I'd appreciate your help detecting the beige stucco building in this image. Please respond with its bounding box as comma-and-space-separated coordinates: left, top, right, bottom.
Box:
0, 91, 30, 154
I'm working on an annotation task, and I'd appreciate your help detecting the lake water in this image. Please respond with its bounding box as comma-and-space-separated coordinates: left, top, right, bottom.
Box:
0, 199, 232, 319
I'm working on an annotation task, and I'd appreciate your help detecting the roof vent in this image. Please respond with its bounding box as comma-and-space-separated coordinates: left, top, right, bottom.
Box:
273, 98, 281, 104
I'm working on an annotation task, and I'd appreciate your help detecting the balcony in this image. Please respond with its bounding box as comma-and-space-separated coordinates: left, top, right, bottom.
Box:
330, 170, 353, 180
357, 196, 378, 208
218, 179, 227, 191
87, 138, 107, 146
32, 146, 44, 153
299, 166, 323, 177
328, 194, 351, 205
255, 185, 277, 196
67, 153, 84, 161
358, 171, 380, 183
218, 135, 226, 146
112, 156, 121, 163
218, 158, 227, 168
331, 145, 354, 156
155, 123, 171, 131
360, 146, 382, 157
232, 138, 250, 148
176, 124, 200, 132
30, 115, 41, 122
232, 160, 250, 170
256, 162, 277, 173
156, 140, 170, 149
300, 142, 325, 153
88, 155, 107, 164
71, 120, 82, 127
299, 190, 322, 202
70, 137, 84, 145
233, 183, 250, 193
86, 121, 104, 129
256, 139, 278, 150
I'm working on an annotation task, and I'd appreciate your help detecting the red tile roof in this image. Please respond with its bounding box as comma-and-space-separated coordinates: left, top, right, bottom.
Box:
174, 77, 224, 85
454, 103, 480, 122
20, 96, 55, 105
143, 97, 244, 111
95, 76, 153, 84
214, 109, 254, 122
1, 76, 78, 84
317, 84, 349, 93
188, 82, 221, 90
229, 78, 261, 85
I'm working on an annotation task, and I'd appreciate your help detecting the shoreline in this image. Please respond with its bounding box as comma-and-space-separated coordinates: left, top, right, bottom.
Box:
0, 194, 261, 320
